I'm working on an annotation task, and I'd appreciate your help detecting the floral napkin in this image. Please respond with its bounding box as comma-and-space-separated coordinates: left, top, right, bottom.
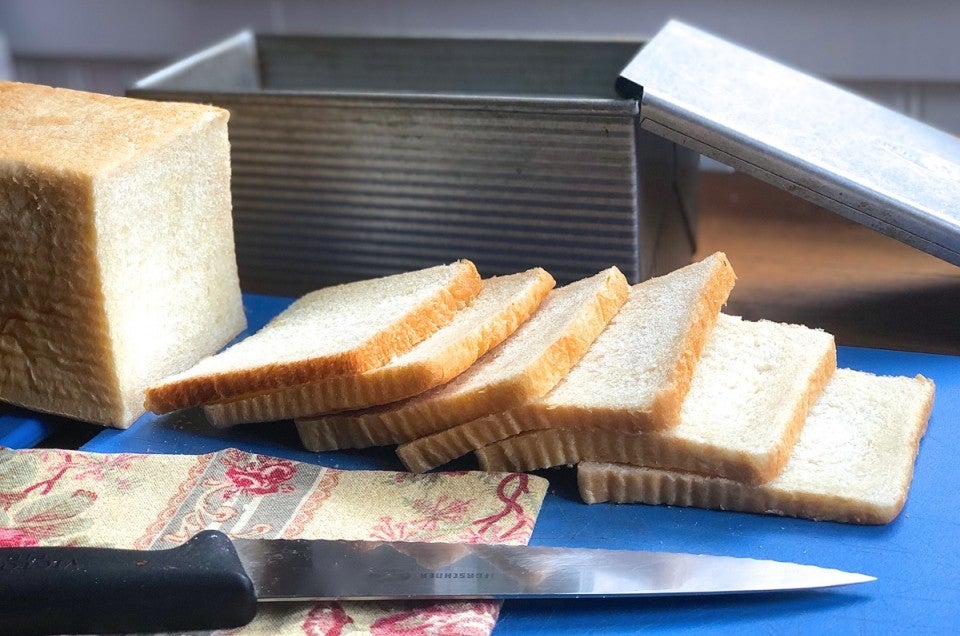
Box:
0, 447, 548, 635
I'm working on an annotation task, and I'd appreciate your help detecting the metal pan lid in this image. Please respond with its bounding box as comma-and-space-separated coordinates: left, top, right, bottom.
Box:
617, 20, 960, 268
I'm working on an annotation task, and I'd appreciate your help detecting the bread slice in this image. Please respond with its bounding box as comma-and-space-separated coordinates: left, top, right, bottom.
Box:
577, 369, 935, 524
0, 82, 245, 428
145, 260, 481, 413
202, 268, 555, 426
397, 253, 738, 473
295, 266, 630, 452
474, 314, 836, 481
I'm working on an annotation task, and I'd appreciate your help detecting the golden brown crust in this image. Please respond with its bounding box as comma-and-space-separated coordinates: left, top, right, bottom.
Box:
297, 417, 383, 452
884, 374, 936, 522
144, 260, 482, 413
551, 319, 835, 484
533, 252, 736, 434
406, 266, 629, 435
397, 407, 537, 473
475, 429, 580, 472
912, 375, 936, 439
295, 373, 553, 453
0, 81, 227, 175
203, 269, 554, 426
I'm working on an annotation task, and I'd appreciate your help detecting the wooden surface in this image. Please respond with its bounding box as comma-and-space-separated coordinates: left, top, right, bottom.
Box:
695, 171, 960, 355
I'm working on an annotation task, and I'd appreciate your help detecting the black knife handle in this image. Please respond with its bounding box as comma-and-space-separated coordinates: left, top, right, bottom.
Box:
0, 530, 257, 635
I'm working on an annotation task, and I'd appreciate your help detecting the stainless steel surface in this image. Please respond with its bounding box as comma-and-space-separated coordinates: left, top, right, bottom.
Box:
618, 20, 960, 268
232, 538, 874, 601
129, 32, 696, 295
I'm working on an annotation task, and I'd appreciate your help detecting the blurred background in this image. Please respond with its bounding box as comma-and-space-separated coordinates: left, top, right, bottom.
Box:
1, 0, 959, 135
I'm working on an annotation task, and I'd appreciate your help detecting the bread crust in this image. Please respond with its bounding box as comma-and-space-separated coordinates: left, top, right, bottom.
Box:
203, 268, 555, 426
145, 260, 482, 413
0, 81, 228, 174
295, 267, 629, 456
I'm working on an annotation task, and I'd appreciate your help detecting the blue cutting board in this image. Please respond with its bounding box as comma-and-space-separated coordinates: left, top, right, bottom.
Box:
9, 294, 960, 633
0, 408, 59, 449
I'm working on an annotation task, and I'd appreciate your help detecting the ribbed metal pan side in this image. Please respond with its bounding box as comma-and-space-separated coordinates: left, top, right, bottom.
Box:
156, 93, 643, 295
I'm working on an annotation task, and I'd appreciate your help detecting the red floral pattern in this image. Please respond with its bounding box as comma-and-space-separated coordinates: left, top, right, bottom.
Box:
1, 449, 101, 546
468, 474, 534, 543
302, 603, 354, 636
370, 602, 497, 635
0, 528, 39, 547
225, 456, 297, 496
370, 495, 478, 542
149, 451, 302, 546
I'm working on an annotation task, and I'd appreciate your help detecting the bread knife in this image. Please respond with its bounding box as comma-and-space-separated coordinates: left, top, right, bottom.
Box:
0, 530, 874, 634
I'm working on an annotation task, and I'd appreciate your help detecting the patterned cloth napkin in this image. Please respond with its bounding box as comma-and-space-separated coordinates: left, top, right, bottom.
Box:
0, 447, 548, 635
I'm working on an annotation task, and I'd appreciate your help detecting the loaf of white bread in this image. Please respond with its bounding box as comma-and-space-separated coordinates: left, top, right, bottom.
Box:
0, 82, 245, 427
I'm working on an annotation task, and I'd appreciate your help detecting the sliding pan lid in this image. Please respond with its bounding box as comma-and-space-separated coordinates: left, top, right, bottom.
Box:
617, 20, 960, 268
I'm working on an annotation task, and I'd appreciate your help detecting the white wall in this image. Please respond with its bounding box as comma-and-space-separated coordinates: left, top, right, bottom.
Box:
2, 0, 959, 133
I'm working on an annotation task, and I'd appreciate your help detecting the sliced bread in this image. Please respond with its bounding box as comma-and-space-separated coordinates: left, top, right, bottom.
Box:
473, 314, 836, 482
295, 266, 630, 452
145, 260, 481, 413
577, 369, 935, 524
397, 253, 738, 473
202, 268, 555, 426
